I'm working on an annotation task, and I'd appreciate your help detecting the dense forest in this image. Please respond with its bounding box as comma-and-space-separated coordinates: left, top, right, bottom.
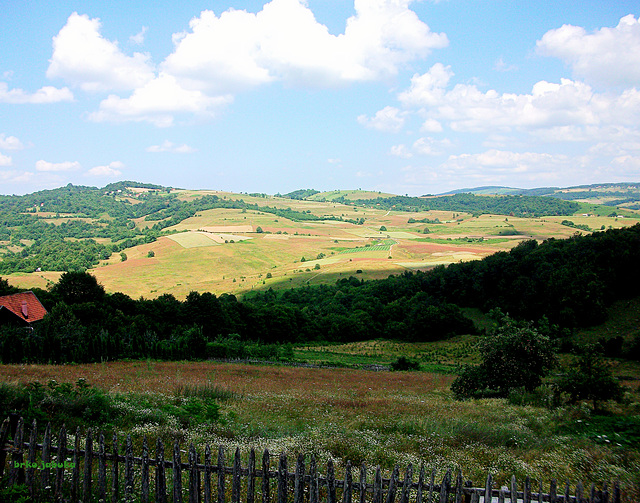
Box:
332, 193, 580, 217
1, 224, 639, 364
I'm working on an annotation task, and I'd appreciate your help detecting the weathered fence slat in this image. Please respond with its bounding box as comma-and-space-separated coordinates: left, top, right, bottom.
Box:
42, 422, 51, 493
484, 473, 493, 503
204, 445, 212, 503
415, 464, 424, 503
523, 476, 531, 503
156, 437, 167, 503
174, 441, 183, 503
549, 478, 557, 503
385, 465, 399, 503
112, 433, 119, 503
327, 458, 337, 503
233, 447, 242, 503
26, 420, 37, 499
142, 436, 150, 503
261, 449, 270, 503
248, 448, 256, 503
454, 470, 463, 503
278, 452, 288, 503
99, 432, 107, 503
190, 444, 200, 503
295, 454, 306, 503
218, 446, 226, 503
360, 463, 368, 503
83, 428, 93, 503
510, 475, 517, 503
71, 427, 79, 501
125, 434, 134, 502
9, 417, 24, 486
439, 469, 451, 503
342, 460, 352, 503
310, 456, 319, 503
427, 469, 435, 503
55, 425, 66, 499
373, 466, 382, 503
0, 418, 9, 479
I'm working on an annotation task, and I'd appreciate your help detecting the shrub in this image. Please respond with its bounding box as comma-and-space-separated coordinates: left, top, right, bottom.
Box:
390, 356, 420, 371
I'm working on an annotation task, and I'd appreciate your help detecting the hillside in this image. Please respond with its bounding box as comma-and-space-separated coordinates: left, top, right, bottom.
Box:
2, 182, 639, 299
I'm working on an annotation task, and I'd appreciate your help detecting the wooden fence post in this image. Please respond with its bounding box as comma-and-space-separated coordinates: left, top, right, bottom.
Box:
359, 463, 367, 503
83, 428, 93, 503
342, 460, 352, 503
454, 470, 463, 503
484, 473, 492, 503
218, 446, 225, 503
261, 449, 270, 503
156, 438, 167, 503
309, 456, 318, 503
510, 475, 517, 503
439, 470, 451, 503
55, 425, 66, 500
277, 452, 288, 503
112, 433, 120, 503
247, 448, 256, 503
232, 447, 242, 503
174, 441, 183, 503
99, 432, 107, 503
125, 434, 134, 502
415, 465, 424, 503
0, 418, 10, 479
42, 422, 52, 493
373, 467, 382, 503
141, 436, 150, 503
524, 476, 531, 503
427, 469, 435, 503
204, 445, 212, 503
9, 417, 24, 486
326, 458, 336, 503
549, 479, 557, 503
26, 420, 37, 500
189, 444, 200, 503
71, 427, 80, 501
294, 454, 305, 503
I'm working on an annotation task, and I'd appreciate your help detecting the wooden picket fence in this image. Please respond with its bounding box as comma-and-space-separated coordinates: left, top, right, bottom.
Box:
0, 416, 620, 503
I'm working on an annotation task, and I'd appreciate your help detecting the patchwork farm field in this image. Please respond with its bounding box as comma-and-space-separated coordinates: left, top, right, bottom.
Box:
7, 189, 636, 299
1, 357, 638, 500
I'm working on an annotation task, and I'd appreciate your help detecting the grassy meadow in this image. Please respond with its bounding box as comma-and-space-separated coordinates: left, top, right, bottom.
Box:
1, 356, 638, 500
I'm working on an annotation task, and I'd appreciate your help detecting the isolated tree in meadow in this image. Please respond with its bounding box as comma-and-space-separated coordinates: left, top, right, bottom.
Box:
554, 344, 624, 410
256, 226, 263, 233
451, 315, 557, 399
50, 271, 105, 304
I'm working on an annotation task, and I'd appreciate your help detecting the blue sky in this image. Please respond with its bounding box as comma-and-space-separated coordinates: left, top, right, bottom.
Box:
1, 0, 639, 196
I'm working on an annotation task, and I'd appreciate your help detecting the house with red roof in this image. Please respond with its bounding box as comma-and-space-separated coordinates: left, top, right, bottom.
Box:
0, 291, 48, 327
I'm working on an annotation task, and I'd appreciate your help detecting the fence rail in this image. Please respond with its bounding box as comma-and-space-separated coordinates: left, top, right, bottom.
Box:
0, 416, 620, 503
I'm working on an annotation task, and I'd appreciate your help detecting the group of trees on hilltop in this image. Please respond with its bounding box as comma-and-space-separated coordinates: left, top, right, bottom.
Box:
338, 192, 580, 218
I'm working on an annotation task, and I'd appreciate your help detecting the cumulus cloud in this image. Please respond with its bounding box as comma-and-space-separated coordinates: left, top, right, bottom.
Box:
130, 26, 148, 45
47, 13, 155, 92
390, 144, 412, 158
163, 0, 448, 91
146, 140, 196, 153
357, 106, 406, 132
89, 73, 233, 127
413, 136, 452, 156
0, 170, 34, 183
0, 134, 24, 150
35, 160, 81, 172
0, 153, 12, 167
0, 82, 73, 104
87, 161, 124, 177
537, 14, 640, 87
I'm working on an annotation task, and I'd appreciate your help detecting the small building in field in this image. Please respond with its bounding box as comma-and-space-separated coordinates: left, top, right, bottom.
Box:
0, 291, 48, 327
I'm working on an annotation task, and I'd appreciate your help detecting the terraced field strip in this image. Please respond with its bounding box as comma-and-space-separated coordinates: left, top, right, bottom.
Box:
339, 240, 396, 254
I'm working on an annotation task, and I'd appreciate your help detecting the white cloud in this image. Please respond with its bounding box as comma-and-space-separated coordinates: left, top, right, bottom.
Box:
494, 57, 517, 73
0, 170, 34, 183
87, 161, 124, 177
357, 106, 406, 132
147, 140, 196, 153
0, 134, 24, 150
413, 136, 452, 156
537, 15, 640, 87
130, 26, 148, 45
0, 82, 73, 104
420, 118, 443, 132
0, 153, 12, 166
47, 13, 155, 92
35, 160, 81, 172
163, 0, 448, 91
90, 73, 233, 127
398, 63, 453, 107
390, 144, 412, 158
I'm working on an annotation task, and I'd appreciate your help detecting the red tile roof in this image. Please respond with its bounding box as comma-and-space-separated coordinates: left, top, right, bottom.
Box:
0, 291, 48, 324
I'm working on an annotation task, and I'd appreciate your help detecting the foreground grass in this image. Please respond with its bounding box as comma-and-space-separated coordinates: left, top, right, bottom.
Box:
0, 361, 638, 501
